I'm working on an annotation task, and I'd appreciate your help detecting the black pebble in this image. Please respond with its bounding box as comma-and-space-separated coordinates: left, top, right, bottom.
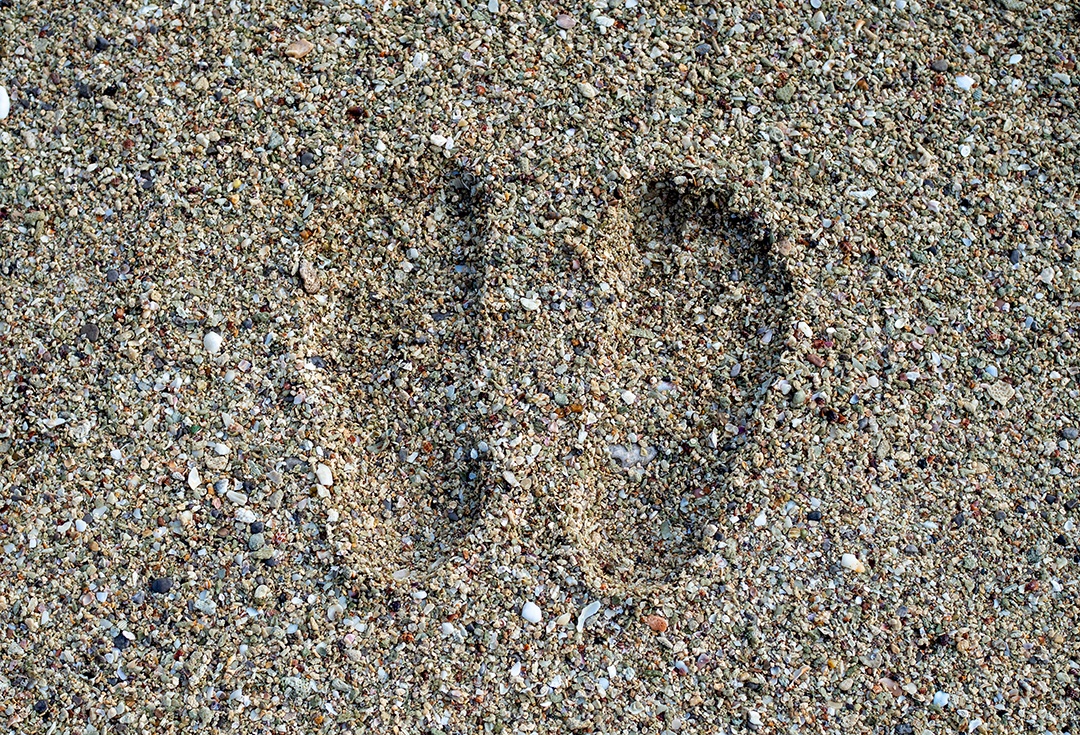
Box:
263, 557, 278, 567
931, 59, 949, 72
953, 512, 965, 526
1045, 494, 1058, 504
994, 510, 1006, 521
300, 151, 315, 166
1055, 534, 1069, 546
241, 318, 253, 329
150, 577, 173, 594
1010, 249, 1020, 265
1067, 498, 1079, 511
250, 521, 265, 534
79, 323, 100, 342
33, 700, 47, 714
94, 36, 110, 52
76, 81, 92, 99
113, 633, 130, 650
806, 510, 822, 522
106, 268, 119, 283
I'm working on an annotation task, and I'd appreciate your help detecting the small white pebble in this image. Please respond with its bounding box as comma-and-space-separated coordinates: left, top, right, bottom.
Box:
0, 86, 8, 120
620, 390, 636, 405
841, 553, 866, 573
213, 442, 229, 456
440, 622, 455, 636
187, 466, 201, 491
520, 297, 541, 311
203, 331, 222, 354
754, 510, 767, 527
1008, 54, 1022, 65
521, 601, 542, 623
74, 519, 88, 533
933, 691, 950, 707
316, 463, 333, 486
955, 75, 975, 91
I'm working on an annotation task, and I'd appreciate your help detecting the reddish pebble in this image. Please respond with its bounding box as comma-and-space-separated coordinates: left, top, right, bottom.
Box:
645, 615, 668, 633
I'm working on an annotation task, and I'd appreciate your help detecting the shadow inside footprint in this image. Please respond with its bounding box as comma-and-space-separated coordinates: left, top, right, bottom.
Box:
572, 178, 791, 590
342, 172, 492, 573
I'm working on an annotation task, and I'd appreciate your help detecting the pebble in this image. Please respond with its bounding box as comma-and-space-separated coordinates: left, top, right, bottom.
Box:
620, 390, 636, 405
0, 86, 8, 120
841, 554, 866, 573
931, 59, 949, 72
555, 13, 575, 29
150, 578, 173, 594
806, 510, 822, 522
577, 82, 599, 99
298, 259, 321, 294
315, 463, 333, 486
932, 691, 950, 707
284, 39, 314, 59
955, 75, 975, 91
521, 601, 542, 624
254, 584, 271, 601
79, 323, 100, 342
187, 466, 202, 491
645, 615, 668, 633
203, 331, 222, 354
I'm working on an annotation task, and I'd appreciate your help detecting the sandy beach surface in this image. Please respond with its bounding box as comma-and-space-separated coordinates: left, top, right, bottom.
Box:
1, 0, 1078, 732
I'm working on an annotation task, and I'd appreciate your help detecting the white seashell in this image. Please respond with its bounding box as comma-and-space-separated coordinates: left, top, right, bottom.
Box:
0, 87, 8, 120
577, 601, 601, 631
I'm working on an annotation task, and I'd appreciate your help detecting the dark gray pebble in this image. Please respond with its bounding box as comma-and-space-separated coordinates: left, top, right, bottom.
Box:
79, 323, 100, 342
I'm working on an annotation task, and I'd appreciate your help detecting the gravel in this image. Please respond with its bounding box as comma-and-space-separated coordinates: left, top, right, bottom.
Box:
0, 1, 1078, 733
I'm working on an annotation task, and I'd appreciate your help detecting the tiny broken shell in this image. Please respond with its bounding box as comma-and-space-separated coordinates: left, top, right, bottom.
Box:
285, 39, 314, 59
645, 615, 668, 633
299, 259, 321, 294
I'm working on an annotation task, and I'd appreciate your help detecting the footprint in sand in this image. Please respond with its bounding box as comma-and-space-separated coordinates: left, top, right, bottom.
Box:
341, 174, 791, 592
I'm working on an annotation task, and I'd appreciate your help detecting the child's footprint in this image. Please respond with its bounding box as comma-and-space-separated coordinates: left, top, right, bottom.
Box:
343, 173, 491, 574
567, 179, 791, 590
